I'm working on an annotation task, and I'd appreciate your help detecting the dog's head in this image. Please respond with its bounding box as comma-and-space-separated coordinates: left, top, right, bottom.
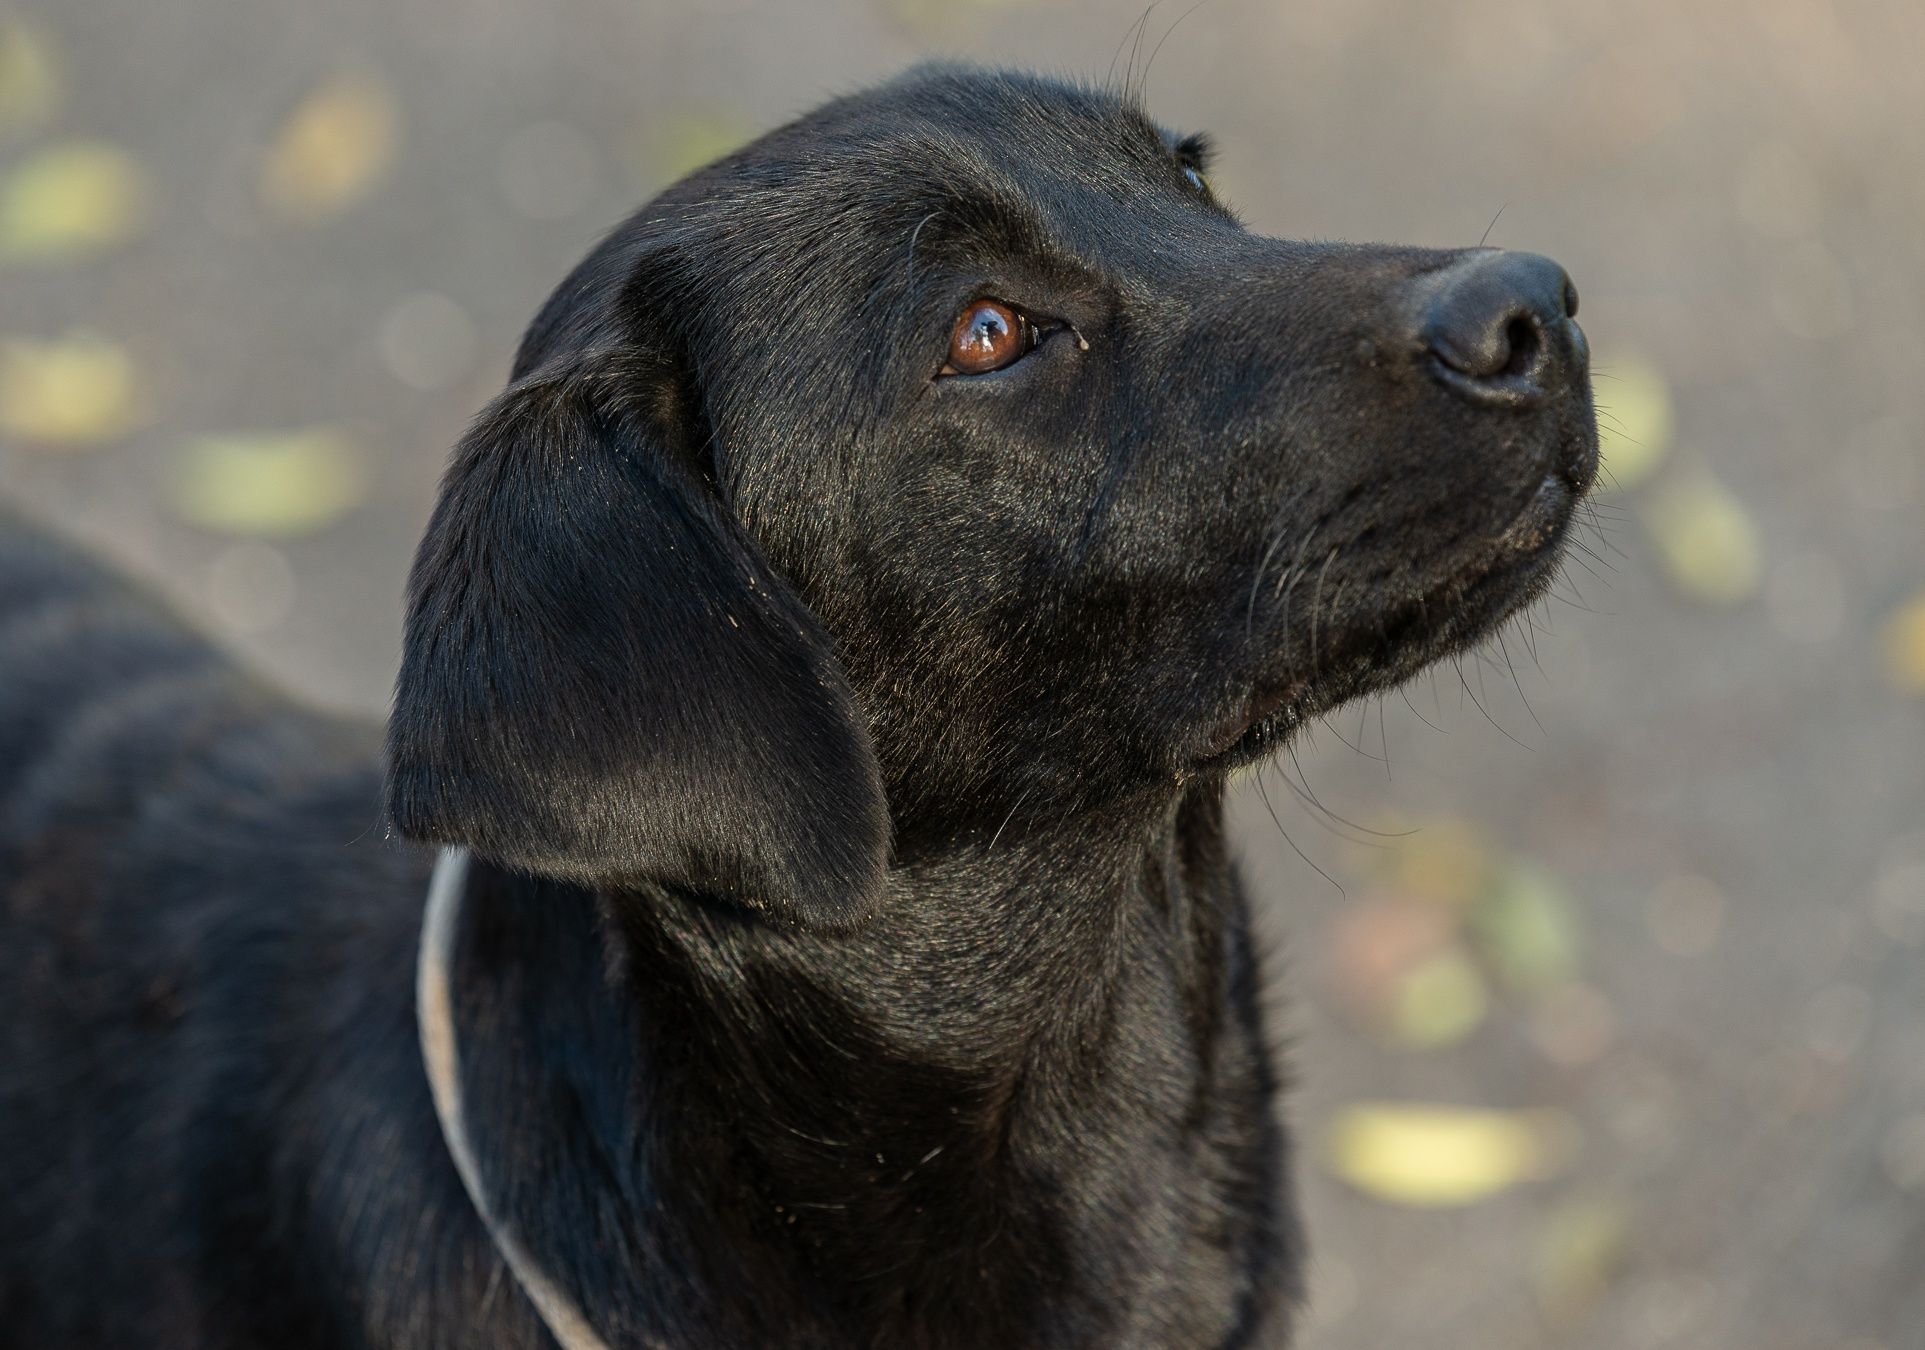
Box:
387, 66, 1597, 930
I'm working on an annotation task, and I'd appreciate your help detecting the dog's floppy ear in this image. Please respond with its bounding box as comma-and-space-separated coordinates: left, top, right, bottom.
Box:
387, 350, 889, 931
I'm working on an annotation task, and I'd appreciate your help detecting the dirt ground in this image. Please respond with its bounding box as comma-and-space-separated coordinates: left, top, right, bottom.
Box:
4, 0, 1923, 1345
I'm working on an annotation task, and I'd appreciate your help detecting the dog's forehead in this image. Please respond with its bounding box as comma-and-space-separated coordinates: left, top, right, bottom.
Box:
842, 66, 1175, 158
655, 66, 1231, 294
756, 67, 1195, 216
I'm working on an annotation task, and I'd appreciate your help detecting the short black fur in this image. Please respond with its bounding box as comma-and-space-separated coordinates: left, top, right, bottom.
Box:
1, 65, 1595, 1348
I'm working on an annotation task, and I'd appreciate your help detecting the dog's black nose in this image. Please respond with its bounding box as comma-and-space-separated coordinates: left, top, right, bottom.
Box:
1410, 251, 1581, 407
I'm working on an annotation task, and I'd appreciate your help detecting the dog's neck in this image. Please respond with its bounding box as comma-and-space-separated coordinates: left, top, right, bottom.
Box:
638, 784, 1211, 1029
429, 780, 1277, 1343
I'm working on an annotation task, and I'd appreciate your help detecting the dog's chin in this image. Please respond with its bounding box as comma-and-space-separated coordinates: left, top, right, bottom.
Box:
1199, 471, 1583, 774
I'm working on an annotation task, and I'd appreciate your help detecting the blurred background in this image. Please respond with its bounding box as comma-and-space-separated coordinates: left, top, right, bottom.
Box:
3, 0, 1922, 1344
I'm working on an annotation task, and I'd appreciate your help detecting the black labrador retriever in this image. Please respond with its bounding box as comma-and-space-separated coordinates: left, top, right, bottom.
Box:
0, 65, 1595, 1349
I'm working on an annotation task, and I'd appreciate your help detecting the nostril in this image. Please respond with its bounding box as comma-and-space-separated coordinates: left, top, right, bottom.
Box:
1404, 250, 1575, 404
1429, 310, 1540, 382
1500, 314, 1540, 378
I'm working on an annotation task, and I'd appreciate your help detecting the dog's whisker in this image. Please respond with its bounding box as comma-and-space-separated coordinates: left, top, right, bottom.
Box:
1305, 546, 1341, 688
1478, 202, 1508, 248
1280, 741, 1408, 845
1376, 698, 1393, 781
1564, 531, 1617, 574
1564, 551, 1608, 584
1253, 769, 1346, 896
1141, 0, 1216, 94
1108, 2, 1164, 97
1127, 1, 1167, 101
1513, 612, 1545, 673
1453, 653, 1533, 751
1318, 708, 1375, 760
1491, 628, 1544, 737
1398, 683, 1447, 735
1245, 515, 1294, 637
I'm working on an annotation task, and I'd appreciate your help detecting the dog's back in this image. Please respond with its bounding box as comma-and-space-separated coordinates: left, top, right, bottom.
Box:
0, 512, 446, 1346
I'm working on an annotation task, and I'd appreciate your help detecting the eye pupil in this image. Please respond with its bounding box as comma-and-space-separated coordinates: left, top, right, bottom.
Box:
945, 299, 1027, 376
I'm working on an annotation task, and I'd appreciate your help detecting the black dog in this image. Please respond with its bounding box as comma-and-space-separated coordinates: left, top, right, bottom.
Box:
0, 66, 1595, 1348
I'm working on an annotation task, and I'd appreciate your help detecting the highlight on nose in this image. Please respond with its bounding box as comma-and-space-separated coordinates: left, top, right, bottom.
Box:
1409, 250, 1581, 406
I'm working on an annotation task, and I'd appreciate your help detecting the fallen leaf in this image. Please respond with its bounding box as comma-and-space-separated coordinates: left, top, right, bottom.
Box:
259, 72, 398, 221
1471, 863, 1581, 994
1592, 352, 1673, 491
0, 141, 146, 261
0, 334, 142, 446
1883, 592, 1925, 696
1324, 1102, 1577, 1207
0, 17, 61, 140
1641, 469, 1763, 605
170, 428, 367, 536
1328, 894, 1456, 1024
1386, 947, 1489, 1049
1533, 1192, 1631, 1320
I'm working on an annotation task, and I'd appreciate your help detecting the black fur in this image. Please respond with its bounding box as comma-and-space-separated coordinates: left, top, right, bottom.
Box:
388, 351, 890, 930
0, 66, 1595, 1348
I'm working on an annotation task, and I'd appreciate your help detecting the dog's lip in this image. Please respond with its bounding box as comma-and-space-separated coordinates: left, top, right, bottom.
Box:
1198, 469, 1582, 767
1200, 679, 1310, 760
1493, 473, 1573, 556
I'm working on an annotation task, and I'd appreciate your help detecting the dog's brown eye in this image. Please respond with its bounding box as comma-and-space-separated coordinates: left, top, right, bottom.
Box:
943, 300, 1028, 376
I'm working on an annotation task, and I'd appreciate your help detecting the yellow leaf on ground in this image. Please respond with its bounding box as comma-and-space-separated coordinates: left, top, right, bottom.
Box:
1534, 1192, 1631, 1319
1324, 1103, 1576, 1207
0, 141, 146, 261
0, 17, 62, 140
1641, 469, 1763, 605
1386, 948, 1489, 1050
1471, 863, 1582, 994
170, 429, 367, 536
1328, 894, 1455, 1023
1883, 593, 1925, 696
0, 334, 142, 446
259, 73, 397, 221
1592, 352, 1673, 491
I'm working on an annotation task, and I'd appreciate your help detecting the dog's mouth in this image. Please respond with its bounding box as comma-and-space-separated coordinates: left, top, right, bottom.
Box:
1199, 465, 1585, 770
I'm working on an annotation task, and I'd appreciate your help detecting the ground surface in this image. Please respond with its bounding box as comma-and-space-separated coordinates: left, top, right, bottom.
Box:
4, 1, 1923, 1345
